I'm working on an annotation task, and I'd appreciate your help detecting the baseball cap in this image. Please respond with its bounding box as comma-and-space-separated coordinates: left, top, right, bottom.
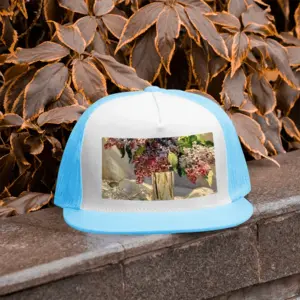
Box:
54, 86, 253, 235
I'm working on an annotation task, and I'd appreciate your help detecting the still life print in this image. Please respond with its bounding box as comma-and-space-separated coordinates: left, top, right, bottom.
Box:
102, 133, 217, 201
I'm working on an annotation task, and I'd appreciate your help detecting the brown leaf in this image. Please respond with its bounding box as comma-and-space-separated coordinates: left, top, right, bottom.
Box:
231, 112, 268, 156
10, 132, 31, 174
72, 59, 107, 102
248, 35, 268, 61
282, 116, 300, 141
185, 7, 229, 60
205, 12, 240, 31
4, 64, 29, 81
239, 94, 257, 113
117, 2, 164, 51
186, 89, 219, 104
16, 0, 28, 19
175, 4, 199, 44
249, 72, 276, 115
58, 0, 88, 14
0, 113, 23, 129
0, 152, 15, 192
241, 4, 270, 27
92, 31, 109, 55
24, 136, 44, 155
75, 16, 98, 47
20, 121, 44, 134
6, 42, 70, 65
178, 0, 212, 12
0, 0, 10, 12
4, 68, 36, 113
130, 27, 161, 82
11, 91, 25, 116
75, 92, 89, 107
254, 112, 286, 155
53, 21, 86, 54
93, 52, 150, 90
277, 0, 289, 20
37, 105, 85, 126
24, 63, 69, 120
0, 54, 7, 65
0, 79, 12, 110
102, 14, 127, 39
44, 0, 64, 26
47, 84, 77, 109
296, 4, 300, 39
155, 6, 180, 74
5, 192, 52, 215
46, 136, 62, 156
0, 16, 18, 52
228, 0, 247, 18
280, 32, 300, 46
221, 33, 234, 58
287, 47, 300, 66
190, 41, 209, 91
276, 71, 300, 115
0, 206, 15, 218
231, 32, 249, 77
221, 68, 246, 107
243, 23, 276, 37
209, 56, 228, 79
266, 39, 299, 88
93, 0, 114, 16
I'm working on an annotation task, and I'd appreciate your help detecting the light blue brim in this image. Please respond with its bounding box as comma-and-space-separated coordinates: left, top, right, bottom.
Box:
63, 198, 253, 235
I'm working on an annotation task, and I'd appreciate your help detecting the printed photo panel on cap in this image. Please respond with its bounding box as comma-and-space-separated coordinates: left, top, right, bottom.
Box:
80, 91, 231, 212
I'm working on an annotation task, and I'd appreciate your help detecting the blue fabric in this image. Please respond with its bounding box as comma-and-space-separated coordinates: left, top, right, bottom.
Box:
54, 86, 253, 234
63, 197, 253, 235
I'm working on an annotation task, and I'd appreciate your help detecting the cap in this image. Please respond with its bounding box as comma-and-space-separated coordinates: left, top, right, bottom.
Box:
54, 86, 253, 235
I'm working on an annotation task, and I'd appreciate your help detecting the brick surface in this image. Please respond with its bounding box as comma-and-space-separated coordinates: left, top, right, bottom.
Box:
258, 211, 300, 282
124, 225, 259, 300
1, 265, 123, 300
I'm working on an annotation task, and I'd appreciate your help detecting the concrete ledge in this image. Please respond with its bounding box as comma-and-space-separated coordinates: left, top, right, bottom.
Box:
1, 150, 300, 299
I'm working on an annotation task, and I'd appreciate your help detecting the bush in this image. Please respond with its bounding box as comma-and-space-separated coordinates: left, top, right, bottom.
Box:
0, 0, 299, 217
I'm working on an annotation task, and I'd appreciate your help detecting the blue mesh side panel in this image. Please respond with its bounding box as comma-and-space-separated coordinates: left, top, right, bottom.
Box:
54, 91, 143, 209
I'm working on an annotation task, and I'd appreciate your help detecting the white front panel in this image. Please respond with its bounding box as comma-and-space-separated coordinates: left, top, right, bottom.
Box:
81, 92, 230, 212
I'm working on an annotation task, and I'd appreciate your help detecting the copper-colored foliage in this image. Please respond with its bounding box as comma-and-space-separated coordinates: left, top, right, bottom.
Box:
155, 6, 180, 74
282, 117, 300, 141
93, 0, 114, 16
221, 68, 246, 107
58, 0, 88, 14
3, 192, 52, 215
185, 6, 229, 60
254, 113, 286, 155
74, 17, 98, 47
93, 52, 150, 90
24, 63, 69, 120
131, 27, 161, 82
190, 40, 209, 91
231, 113, 268, 156
295, 4, 300, 39
0, 0, 300, 217
72, 59, 107, 102
249, 72, 276, 115
52, 22, 86, 54
6, 42, 70, 64
116, 2, 164, 51
37, 105, 86, 126
101, 14, 127, 39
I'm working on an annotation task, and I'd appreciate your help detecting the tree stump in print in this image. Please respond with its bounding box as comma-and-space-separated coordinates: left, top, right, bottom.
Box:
152, 171, 174, 200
